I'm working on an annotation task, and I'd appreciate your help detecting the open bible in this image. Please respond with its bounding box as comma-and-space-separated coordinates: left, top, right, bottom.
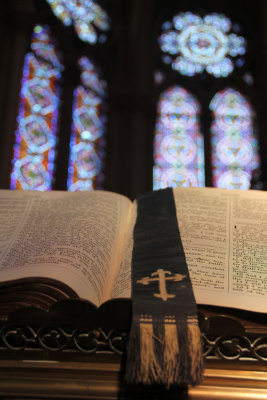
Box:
0, 187, 267, 318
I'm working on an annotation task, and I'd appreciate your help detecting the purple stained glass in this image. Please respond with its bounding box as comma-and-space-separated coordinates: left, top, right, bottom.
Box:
210, 88, 259, 190
159, 12, 246, 77
46, 0, 110, 44
10, 25, 63, 190
153, 86, 205, 189
67, 57, 106, 191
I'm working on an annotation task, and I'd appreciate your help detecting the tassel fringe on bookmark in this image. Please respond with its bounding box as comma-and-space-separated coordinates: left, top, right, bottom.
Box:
126, 188, 204, 388
163, 316, 179, 386
125, 314, 203, 387
187, 318, 204, 385
125, 315, 162, 384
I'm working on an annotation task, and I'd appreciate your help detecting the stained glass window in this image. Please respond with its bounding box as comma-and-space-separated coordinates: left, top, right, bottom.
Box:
159, 12, 246, 77
67, 57, 107, 191
46, 0, 110, 44
153, 86, 204, 189
10, 25, 63, 190
210, 88, 259, 189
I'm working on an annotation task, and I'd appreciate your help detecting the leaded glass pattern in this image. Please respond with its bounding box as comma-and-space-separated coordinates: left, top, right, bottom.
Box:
210, 88, 259, 189
10, 25, 63, 190
159, 12, 246, 77
46, 0, 110, 44
67, 57, 106, 191
153, 86, 204, 189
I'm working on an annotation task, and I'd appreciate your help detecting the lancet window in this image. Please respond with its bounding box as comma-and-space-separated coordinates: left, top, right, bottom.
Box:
67, 57, 107, 191
9, 0, 109, 191
10, 25, 63, 190
210, 88, 259, 190
153, 86, 204, 189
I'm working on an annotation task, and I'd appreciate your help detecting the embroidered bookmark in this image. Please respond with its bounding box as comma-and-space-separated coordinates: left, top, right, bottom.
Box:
125, 188, 203, 387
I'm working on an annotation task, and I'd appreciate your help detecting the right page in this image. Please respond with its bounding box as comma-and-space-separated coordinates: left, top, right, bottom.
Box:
173, 187, 267, 313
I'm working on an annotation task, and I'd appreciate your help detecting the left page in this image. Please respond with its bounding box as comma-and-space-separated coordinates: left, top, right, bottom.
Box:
0, 190, 132, 307
108, 200, 137, 301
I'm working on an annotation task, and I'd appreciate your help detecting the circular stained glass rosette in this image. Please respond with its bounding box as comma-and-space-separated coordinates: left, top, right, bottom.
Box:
179, 25, 228, 66
160, 134, 197, 165
216, 137, 253, 167
217, 169, 251, 190
159, 12, 246, 77
153, 166, 198, 189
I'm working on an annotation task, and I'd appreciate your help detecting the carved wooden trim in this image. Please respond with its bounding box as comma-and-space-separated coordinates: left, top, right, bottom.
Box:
1, 304, 267, 399
1, 317, 267, 362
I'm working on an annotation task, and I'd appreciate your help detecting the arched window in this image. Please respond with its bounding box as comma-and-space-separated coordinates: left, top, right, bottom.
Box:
67, 57, 107, 191
9, 0, 110, 191
210, 88, 259, 189
153, 86, 204, 189
10, 25, 63, 190
154, 10, 261, 190
1, 2, 266, 197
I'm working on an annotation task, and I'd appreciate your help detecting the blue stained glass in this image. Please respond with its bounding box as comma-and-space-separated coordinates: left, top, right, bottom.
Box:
67, 57, 106, 191
10, 25, 63, 191
46, 0, 110, 44
210, 88, 259, 189
153, 86, 204, 189
31, 26, 63, 71
159, 12, 246, 77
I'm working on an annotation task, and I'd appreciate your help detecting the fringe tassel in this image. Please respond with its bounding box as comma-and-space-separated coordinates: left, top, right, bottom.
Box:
187, 319, 204, 385
125, 315, 203, 387
125, 315, 162, 384
124, 314, 141, 383
139, 318, 162, 384
163, 317, 179, 387
163, 317, 203, 386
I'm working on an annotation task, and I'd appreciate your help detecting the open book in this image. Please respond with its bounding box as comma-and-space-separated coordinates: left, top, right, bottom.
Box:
0, 187, 266, 318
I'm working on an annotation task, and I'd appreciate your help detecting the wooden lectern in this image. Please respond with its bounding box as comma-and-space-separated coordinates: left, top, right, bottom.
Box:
0, 302, 267, 399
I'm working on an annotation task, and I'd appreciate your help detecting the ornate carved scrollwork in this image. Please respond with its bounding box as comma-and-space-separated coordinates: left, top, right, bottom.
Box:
0, 325, 129, 354
0, 304, 267, 362
203, 334, 267, 361
2, 325, 36, 350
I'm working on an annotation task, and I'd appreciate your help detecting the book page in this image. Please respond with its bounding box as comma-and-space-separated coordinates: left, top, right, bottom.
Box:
108, 201, 137, 300
0, 190, 132, 307
173, 187, 267, 313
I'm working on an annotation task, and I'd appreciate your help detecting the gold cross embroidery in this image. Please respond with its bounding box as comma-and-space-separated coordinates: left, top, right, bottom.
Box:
137, 268, 186, 301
